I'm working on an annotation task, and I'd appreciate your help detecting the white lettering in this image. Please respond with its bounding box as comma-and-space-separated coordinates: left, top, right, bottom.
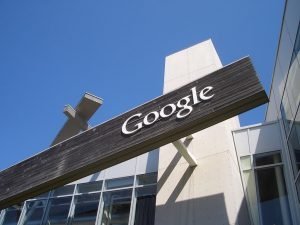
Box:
160, 104, 176, 118
144, 111, 159, 125
191, 87, 200, 105
121, 85, 215, 135
199, 86, 214, 100
122, 113, 143, 135
176, 96, 193, 119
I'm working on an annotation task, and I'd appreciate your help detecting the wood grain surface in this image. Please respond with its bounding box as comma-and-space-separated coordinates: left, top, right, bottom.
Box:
0, 57, 268, 209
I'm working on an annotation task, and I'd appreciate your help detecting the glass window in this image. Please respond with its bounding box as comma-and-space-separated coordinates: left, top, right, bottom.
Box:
241, 170, 260, 225
136, 185, 156, 197
71, 193, 101, 225
1, 205, 23, 225
278, 22, 294, 86
76, 181, 102, 194
296, 176, 300, 201
52, 184, 75, 196
31, 192, 50, 200
21, 200, 47, 225
294, 24, 300, 65
134, 186, 156, 225
240, 155, 252, 171
281, 24, 300, 136
281, 92, 295, 135
291, 23, 300, 68
285, 55, 300, 114
239, 152, 294, 225
272, 60, 285, 111
105, 176, 134, 190
255, 166, 292, 225
100, 189, 132, 225
43, 197, 72, 225
254, 152, 282, 167
287, 109, 300, 176
137, 173, 157, 186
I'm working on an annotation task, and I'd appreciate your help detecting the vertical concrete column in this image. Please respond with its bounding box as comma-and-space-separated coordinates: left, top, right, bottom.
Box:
155, 40, 250, 225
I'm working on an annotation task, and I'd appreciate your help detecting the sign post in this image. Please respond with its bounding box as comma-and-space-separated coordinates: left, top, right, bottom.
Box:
0, 57, 268, 209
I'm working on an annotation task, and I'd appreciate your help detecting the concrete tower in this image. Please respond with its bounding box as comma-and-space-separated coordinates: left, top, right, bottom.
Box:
155, 39, 251, 225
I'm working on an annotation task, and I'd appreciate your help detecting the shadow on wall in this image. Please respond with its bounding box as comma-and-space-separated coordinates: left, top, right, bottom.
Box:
155, 152, 251, 225
89, 171, 101, 182
155, 192, 250, 225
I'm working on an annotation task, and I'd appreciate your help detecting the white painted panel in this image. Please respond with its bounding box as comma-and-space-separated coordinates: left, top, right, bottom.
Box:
136, 149, 159, 174
69, 171, 105, 185
68, 151, 159, 185
233, 130, 250, 156
249, 123, 282, 154
104, 157, 136, 179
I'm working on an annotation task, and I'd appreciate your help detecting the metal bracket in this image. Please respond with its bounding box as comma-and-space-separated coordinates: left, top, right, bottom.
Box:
172, 135, 198, 167
51, 92, 103, 145
63, 104, 90, 130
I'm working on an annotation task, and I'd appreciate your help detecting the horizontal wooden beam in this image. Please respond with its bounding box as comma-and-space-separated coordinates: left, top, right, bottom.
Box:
0, 57, 268, 209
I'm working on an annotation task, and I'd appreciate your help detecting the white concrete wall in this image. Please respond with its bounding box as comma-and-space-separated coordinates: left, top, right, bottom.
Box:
155, 40, 250, 225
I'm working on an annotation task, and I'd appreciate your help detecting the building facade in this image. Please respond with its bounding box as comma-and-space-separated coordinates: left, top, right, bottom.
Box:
0, 0, 299, 224
233, 0, 300, 224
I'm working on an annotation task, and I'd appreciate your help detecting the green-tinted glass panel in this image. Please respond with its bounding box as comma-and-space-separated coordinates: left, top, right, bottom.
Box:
240, 155, 252, 170
256, 166, 292, 225
1, 205, 23, 225
76, 181, 102, 194
105, 176, 134, 190
288, 116, 300, 176
43, 197, 72, 225
52, 185, 75, 196
71, 193, 100, 225
137, 173, 157, 186
21, 200, 47, 225
100, 189, 132, 225
254, 152, 282, 167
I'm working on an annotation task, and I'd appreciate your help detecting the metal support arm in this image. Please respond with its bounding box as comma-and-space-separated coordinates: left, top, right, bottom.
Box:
172, 135, 198, 167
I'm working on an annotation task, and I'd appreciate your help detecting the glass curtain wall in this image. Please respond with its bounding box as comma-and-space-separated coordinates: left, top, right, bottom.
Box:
42, 185, 74, 225
281, 23, 300, 199
240, 152, 293, 225
254, 152, 292, 225
72, 181, 102, 225
0, 204, 23, 225
0, 173, 157, 225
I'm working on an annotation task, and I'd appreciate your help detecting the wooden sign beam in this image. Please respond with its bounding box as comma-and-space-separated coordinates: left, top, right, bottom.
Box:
0, 57, 268, 209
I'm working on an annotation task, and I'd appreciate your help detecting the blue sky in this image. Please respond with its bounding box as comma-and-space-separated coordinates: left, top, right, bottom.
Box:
0, 0, 284, 171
